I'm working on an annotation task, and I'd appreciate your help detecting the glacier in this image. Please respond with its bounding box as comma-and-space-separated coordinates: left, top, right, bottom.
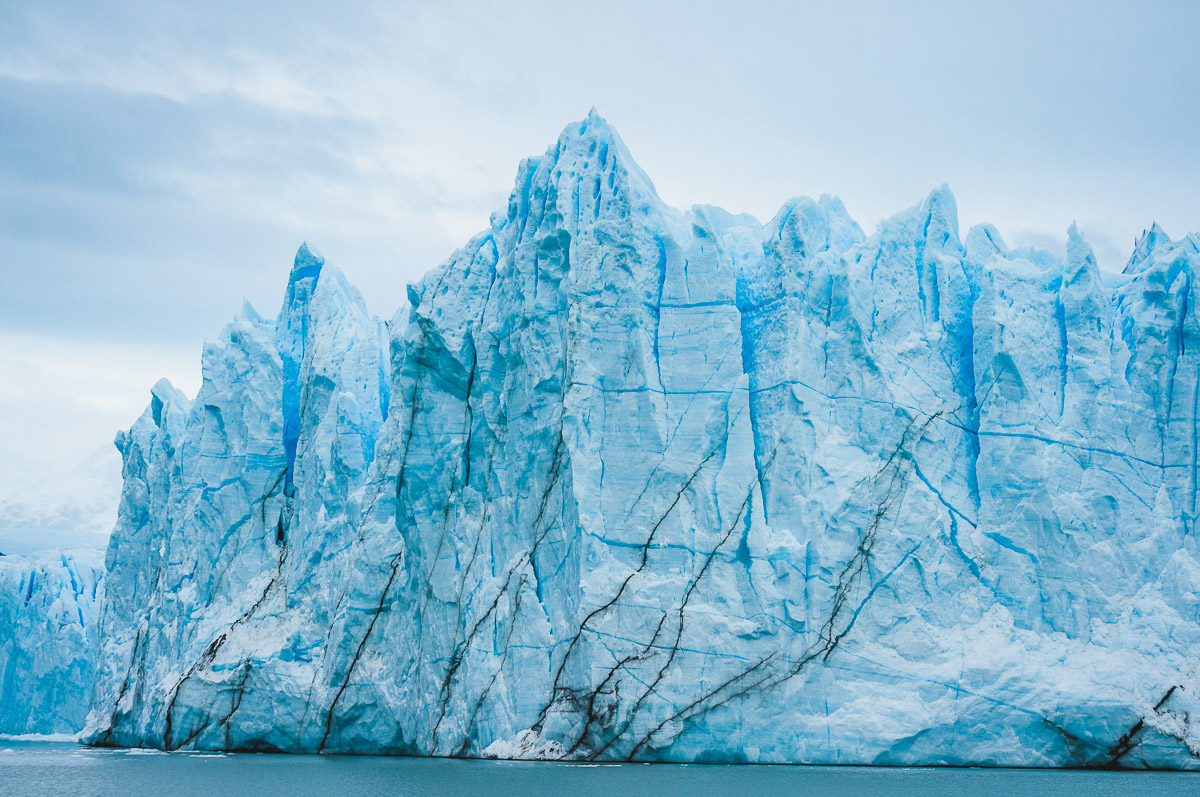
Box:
0, 549, 104, 735
68, 112, 1200, 766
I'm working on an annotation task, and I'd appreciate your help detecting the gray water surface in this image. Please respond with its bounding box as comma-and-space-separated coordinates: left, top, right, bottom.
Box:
1, 741, 1197, 796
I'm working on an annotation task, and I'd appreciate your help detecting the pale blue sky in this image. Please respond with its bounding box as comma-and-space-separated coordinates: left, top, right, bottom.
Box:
1, 0, 1198, 478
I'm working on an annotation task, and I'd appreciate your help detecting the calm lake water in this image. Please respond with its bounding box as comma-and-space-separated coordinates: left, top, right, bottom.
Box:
1, 740, 1197, 796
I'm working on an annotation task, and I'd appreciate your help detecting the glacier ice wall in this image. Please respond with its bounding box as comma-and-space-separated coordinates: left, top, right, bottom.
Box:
0, 550, 104, 734
84, 112, 1200, 767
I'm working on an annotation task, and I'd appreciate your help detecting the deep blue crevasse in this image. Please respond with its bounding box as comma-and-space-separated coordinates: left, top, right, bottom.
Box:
277, 242, 324, 490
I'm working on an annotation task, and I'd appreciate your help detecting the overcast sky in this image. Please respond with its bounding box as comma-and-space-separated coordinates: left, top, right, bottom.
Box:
1, 0, 1198, 483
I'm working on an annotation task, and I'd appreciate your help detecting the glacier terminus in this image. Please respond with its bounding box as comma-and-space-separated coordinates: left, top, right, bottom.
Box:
11, 112, 1200, 767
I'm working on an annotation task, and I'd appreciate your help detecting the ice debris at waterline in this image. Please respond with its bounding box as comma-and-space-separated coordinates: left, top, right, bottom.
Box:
1, 550, 104, 734
78, 112, 1200, 767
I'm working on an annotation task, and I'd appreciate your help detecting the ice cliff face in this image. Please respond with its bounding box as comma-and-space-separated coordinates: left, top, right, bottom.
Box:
1, 550, 104, 734
83, 112, 1200, 767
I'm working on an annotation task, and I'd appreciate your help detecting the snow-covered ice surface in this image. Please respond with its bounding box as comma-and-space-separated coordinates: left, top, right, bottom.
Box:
80, 113, 1200, 767
0, 549, 104, 734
